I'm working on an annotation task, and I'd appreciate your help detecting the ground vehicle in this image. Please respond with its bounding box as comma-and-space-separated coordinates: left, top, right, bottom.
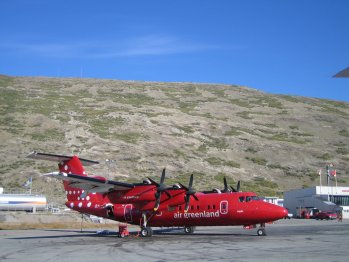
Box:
315, 211, 337, 220
285, 213, 293, 219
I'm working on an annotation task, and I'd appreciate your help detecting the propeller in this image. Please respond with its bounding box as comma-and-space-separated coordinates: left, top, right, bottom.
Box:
180, 174, 198, 212
231, 180, 241, 192
148, 168, 172, 211
222, 177, 241, 192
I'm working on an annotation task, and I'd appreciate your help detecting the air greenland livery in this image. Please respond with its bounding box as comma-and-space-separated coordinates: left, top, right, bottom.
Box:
27, 151, 287, 237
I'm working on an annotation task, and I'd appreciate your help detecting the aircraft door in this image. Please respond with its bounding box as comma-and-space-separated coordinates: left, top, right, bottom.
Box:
220, 200, 228, 215
124, 204, 133, 222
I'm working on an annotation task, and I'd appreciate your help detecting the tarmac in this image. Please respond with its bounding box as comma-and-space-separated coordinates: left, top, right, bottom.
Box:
0, 219, 348, 262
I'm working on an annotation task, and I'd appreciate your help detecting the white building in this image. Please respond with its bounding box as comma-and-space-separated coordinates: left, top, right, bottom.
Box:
264, 196, 284, 207
284, 186, 349, 219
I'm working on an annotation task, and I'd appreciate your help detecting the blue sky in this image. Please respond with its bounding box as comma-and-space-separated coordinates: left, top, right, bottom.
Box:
1, 0, 348, 101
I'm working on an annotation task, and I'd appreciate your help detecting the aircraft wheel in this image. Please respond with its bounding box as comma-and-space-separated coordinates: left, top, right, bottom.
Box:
184, 226, 194, 234
140, 227, 152, 237
257, 228, 266, 236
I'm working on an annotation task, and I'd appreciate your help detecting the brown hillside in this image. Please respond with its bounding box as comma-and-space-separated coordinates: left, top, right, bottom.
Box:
0, 75, 348, 205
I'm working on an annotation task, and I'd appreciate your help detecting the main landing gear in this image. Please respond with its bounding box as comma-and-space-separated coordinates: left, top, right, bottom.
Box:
140, 227, 153, 237
184, 226, 195, 234
140, 212, 154, 237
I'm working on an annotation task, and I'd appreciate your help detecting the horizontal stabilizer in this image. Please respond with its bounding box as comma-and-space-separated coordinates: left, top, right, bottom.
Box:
27, 151, 99, 166
44, 172, 134, 192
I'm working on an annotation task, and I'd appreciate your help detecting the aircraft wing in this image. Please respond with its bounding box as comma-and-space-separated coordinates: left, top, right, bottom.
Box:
44, 172, 134, 194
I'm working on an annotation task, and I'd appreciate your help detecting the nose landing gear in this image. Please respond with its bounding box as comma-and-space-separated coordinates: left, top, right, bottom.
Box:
257, 223, 266, 236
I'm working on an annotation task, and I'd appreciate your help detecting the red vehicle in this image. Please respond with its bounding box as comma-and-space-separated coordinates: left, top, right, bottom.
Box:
315, 211, 337, 220
27, 152, 288, 237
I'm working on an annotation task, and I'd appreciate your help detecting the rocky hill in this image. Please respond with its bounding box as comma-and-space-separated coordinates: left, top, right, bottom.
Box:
0, 75, 348, 205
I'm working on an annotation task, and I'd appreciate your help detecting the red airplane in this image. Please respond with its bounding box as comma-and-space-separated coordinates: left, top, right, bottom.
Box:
27, 151, 288, 237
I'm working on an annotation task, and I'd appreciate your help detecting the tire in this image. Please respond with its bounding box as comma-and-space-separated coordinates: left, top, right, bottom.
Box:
140, 227, 150, 237
257, 229, 266, 236
184, 226, 194, 234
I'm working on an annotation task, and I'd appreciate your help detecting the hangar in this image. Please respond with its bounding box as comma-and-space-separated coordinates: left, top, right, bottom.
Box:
284, 186, 349, 219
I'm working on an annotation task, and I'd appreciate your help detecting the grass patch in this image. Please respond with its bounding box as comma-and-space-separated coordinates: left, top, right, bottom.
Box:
205, 157, 240, 168
245, 156, 268, 166
319, 104, 348, 117
245, 147, 258, 153
210, 88, 226, 97
178, 102, 198, 114
203, 136, 229, 149
198, 144, 208, 153
317, 153, 332, 160
254, 123, 278, 128
89, 116, 126, 138
289, 125, 299, 130
112, 132, 144, 144
243, 178, 280, 196
0, 75, 15, 87
339, 129, 349, 138
98, 91, 159, 107
253, 97, 284, 109
176, 125, 195, 134
336, 147, 349, 155
213, 172, 233, 183
268, 132, 311, 144
224, 127, 242, 136
30, 129, 65, 141
229, 99, 253, 108
236, 111, 253, 119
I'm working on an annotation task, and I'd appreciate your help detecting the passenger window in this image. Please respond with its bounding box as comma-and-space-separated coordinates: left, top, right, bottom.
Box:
208, 205, 211, 210
239, 196, 245, 202
246, 196, 251, 202
213, 205, 216, 209
197, 205, 200, 210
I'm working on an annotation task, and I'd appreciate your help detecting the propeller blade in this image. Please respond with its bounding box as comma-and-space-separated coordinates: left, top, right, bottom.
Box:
223, 177, 228, 191
164, 190, 172, 199
222, 176, 231, 193
236, 181, 241, 192
154, 193, 161, 211
183, 174, 198, 212
153, 168, 172, 211
160, 168, 166, 184
178, 183, 188, 191
188, 174, 193, 188
184, 195, 190, 212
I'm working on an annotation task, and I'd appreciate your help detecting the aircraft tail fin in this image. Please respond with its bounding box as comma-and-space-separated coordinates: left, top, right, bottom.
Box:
27, 151, 100, 201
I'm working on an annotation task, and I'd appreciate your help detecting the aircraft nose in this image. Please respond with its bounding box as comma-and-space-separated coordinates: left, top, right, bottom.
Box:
268, 205, 288, 220
279, 206, 288, 219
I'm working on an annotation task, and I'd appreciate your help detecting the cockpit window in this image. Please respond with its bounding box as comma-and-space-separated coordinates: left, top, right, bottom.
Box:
239, 195, 260, 202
